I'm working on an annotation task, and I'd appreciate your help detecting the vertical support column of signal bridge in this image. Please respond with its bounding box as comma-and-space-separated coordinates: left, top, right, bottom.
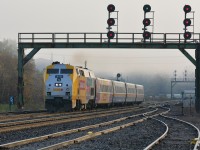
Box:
17, 47, 24, 108
195, 44, 200, 113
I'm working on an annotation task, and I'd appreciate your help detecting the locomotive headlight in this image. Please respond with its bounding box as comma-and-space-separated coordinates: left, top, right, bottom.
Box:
55, 83, 62, 87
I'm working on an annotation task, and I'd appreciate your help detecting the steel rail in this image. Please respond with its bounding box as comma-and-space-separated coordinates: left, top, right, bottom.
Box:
143, 118, 169, 150
0, 107, 147, 133
0, 105, 137, 122
0, 106, 137, 127
143, 107, 170, 118
0, 109, 157, 149
0, 109, 47, 115
38, 120, 145, 150
161, 115, 200, 150
38, 108, 168, 150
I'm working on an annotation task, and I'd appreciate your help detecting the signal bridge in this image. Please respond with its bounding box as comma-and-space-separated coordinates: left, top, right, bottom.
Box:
18, 32, 200, 112
18, 32, 200, 49
17, 4, 200, 113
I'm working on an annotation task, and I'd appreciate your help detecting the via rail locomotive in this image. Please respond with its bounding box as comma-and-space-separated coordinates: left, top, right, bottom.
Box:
44, 62, 144, 112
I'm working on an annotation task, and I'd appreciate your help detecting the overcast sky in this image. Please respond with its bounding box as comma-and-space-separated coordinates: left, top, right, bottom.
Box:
1, 0, 199, 78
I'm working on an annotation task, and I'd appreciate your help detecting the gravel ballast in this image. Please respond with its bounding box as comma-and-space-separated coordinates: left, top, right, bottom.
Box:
0, 108, 151, 145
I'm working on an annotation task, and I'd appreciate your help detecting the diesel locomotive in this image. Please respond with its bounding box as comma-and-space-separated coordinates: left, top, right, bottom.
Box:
44, 62, 144, 112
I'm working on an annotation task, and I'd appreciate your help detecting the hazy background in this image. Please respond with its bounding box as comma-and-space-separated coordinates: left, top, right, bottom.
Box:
0, 0, 198, 111
0, 0, 199, 79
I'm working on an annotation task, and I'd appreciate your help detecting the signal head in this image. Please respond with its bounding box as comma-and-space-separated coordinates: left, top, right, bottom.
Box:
107, 4, 115, 12
184, 32, 192, 39
143, 4, 151, 13
183, 19, 191, 26
107, 31, 115, 39
183, 5, 191, 13
143, 31, 151, 39
107, 18, 115, 26
117, 73, 121, 78
143, 18, 151, 26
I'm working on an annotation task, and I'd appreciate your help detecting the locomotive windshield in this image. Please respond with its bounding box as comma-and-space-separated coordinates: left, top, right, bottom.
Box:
60, 69, 73, 74
47, 69, 59, 74
47, 69, 73, 74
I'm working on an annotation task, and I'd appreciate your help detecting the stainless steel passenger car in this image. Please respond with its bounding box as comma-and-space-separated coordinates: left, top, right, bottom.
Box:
113, 81, 126, 104
95, 78, 113, 106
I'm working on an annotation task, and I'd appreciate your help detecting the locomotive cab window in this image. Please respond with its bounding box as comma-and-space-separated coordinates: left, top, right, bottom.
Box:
60, 69, 73, 74
91, 88, 94, 96
47, 69, 59, 74
76, 69, 80, 76
79, 70, 85, 76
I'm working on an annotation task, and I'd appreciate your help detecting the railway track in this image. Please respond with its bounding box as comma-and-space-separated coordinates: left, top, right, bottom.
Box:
0, 107, 147, 133
0, 100, 165, 122
0, 105, 140, 122
0, 112, 54, 122
0, 109, 47, 115
0, 107, 169, 150
144, 115, 200, 150
0, 106, 136, 124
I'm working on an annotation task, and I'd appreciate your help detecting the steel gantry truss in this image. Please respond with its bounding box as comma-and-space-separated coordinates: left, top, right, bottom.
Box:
18, 32, 200, 112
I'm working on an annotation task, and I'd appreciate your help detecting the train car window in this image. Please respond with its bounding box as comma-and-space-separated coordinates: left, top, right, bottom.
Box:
128, 88, 132, 93
79, 70, 85, 76
108, 86, 112, 92
76, 69, 80, 75
100, 85, 102, 92
128, 87, 135, 93
90, 72, 94, 78
60, 69, 73, 74
84, 70, 89, 77
138, 89, 143, 94
103, 85, 105, 92
91, 88, 94, 96
115, 86, 126, 93
47, 69, 59, 74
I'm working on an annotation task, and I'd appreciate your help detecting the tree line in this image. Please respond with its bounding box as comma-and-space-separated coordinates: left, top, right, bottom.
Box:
0, 39, 44, 110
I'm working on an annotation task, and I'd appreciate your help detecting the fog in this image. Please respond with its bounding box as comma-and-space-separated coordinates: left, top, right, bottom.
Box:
0, 0, 199, 77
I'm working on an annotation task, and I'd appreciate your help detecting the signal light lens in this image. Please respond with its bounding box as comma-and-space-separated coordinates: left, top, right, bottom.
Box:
107, 4, 115, 12
183, 19, 191, 26
143, 4, 151, 13
107, 18, 115, 26
184, 32, 192, 39
107, 31, 115, 39
143, 31, 151, 39
183, 5, 191, 13
143, 18, 151, 26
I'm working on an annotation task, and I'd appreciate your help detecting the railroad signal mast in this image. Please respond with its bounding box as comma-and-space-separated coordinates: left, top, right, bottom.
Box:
183, 5, 194, 41
142, 4, 154, 42
107, 4, 118, 40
